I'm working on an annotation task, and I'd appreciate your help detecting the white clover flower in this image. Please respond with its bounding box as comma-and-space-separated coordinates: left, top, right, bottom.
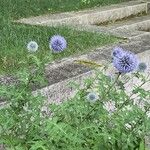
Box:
27, 41, 38, 52
86, 92, 99, 103
103, 101, 117, 113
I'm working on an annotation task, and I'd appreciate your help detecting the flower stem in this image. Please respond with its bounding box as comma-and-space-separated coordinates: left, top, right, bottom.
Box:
82, 72, 121, 122
0, 124, 17, 150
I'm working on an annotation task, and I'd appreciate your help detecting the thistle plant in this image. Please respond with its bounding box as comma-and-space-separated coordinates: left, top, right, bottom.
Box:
47, 47, 150, 149
0, 43, 150, 150
0, 54, 48, 150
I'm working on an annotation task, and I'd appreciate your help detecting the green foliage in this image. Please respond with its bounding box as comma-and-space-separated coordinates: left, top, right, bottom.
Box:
0, 57, 150, 150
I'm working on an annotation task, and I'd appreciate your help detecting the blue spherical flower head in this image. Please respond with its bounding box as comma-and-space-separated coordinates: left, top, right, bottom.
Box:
27, 41, 38, 52
138, 62, 147, 72
112, 47, 125, 58
86, 92, 99, 103
113, 51, 138, 73
50, 35, 67, 53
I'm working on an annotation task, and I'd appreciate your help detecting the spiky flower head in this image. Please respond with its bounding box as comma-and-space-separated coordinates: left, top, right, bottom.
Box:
86, 92, 99, 103
138, 62, 147, 72
112, 47, 125, 58
49, 35, 67, 53
103, 101, 117, 113
27, 41, 38, 52
113, 49, 138, 73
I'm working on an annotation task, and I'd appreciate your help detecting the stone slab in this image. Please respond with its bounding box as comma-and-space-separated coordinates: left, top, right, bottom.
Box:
16, 1, 147, 26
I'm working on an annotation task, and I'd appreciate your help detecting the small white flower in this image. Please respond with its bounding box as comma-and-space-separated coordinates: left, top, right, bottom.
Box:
133, 99, 145, 111
125, 123, 132, 129
131, 121, 136, 125
23, 106, 28, 111
103, 101, 117, 113
122, 105, 133, 111
146, 111, 150, 118
41, 106, 48, 114
86, 92, 99, 103
30, 116, 35, 122
27, 41, 38, 52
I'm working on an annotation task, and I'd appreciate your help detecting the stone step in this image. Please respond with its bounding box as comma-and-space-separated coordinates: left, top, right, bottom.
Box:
16, 0, 148, 27
108, 15, 150, 31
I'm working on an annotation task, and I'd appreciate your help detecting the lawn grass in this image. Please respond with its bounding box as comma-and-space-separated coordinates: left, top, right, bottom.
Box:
1, 0, 130, 19
0, 23, 118, 74
0, 0, 129, 74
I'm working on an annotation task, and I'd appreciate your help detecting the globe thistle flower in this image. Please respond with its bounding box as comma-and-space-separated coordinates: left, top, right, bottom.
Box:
86, 92, 99, 103
112, 47, 125, 58
113, 50, 138, 73
27, 41, 38, 52
103, 101, 117, 113
49, 35, 67, 53
138, 62, 147, 72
